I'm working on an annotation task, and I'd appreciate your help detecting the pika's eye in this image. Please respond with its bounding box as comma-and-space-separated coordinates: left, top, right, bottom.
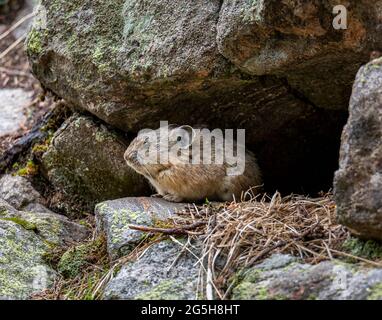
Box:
144, 137, 150, 146
177, 136, 182, 142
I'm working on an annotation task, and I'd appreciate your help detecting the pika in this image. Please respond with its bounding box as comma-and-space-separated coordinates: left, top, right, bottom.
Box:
124, 125, 262, 203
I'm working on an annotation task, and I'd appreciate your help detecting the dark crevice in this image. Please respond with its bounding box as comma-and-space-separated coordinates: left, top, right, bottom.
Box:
215, 0, 224, 24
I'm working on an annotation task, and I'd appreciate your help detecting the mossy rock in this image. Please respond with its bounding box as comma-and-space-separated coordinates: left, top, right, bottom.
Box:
41, 115, 149, 207
58, 236, 108, 279
103, 241, 199, 300
0, 219, 55, 299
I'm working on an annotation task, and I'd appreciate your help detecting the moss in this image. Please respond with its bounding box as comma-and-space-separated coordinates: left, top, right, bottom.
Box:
26, 28, 44, 55
32, 143, 49, 154
343, 237, 382, 260
57, 236, 107, 279
0, 217, 37, 232
135, 280, 184, 300
17, 160, 39, 177
368, 283, 382, 300
42, 243, 64, 268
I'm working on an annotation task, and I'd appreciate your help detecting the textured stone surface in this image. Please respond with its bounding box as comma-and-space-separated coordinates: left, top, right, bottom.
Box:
0, 89, 32, 137
334, 57, 382, 240
217, 0, 382, 110
95, 197, 186, 259
0, 175, 42, 211
0, 199, 89, 246
232, 254, 382, 300
0, 218, 55, 300
26, 0, 351, 193
0, 173, 89, 298
103, 241, 199, 300
41, 115, 149, 205
0, 197, 89, 299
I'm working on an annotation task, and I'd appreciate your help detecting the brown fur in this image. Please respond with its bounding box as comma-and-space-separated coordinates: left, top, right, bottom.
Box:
124, 126, 262, 202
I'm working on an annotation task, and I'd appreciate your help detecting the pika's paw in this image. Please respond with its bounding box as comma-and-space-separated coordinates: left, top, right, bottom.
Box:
150, 193, 163, 198
163, 194, 184, 203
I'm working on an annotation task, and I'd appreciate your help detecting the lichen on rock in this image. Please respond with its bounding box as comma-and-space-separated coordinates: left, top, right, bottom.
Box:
231, 254, 382, 300
103, 241, 199, 300
95, 197, 186, 260
0, 218, 55, 299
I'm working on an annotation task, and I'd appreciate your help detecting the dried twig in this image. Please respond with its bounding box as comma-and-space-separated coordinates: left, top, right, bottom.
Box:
0, 66, 32, 77
128, 221, 207, 235
0, 34, 26, 60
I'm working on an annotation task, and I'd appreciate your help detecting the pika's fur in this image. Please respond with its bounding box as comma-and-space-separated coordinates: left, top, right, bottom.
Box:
124, 126, 262, 203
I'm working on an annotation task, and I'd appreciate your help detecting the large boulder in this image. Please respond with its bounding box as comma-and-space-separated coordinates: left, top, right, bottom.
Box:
217, 0, 382, 110
232, 254, 382, 300
334, 57, 382, 240
41, 115, 149, 206
26, 0, 358, 193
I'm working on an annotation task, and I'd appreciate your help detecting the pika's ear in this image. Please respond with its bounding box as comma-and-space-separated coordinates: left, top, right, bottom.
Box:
171, 125, 196, 149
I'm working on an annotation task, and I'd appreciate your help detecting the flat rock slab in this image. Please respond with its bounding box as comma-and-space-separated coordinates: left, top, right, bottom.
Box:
95, 197, 187, 260
232, 254, 382, 300
103, 241, 199, 300
0, 88, 32, 137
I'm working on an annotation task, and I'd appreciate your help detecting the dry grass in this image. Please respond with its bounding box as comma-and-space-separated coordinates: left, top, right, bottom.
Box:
168, 192, 370, 299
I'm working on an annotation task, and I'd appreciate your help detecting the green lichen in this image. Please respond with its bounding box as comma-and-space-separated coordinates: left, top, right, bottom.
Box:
0, 221, 51, 299
232, 281, 266, 300
368, 283, 382, 300
26, 28, 44, 55
135, 280, 184, 300
232, 281, 289, 300
343, 237, 382, 260
0, 217, 37, 232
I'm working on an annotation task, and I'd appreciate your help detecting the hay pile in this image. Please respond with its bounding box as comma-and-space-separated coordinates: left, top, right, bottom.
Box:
172, 192, 353, 299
